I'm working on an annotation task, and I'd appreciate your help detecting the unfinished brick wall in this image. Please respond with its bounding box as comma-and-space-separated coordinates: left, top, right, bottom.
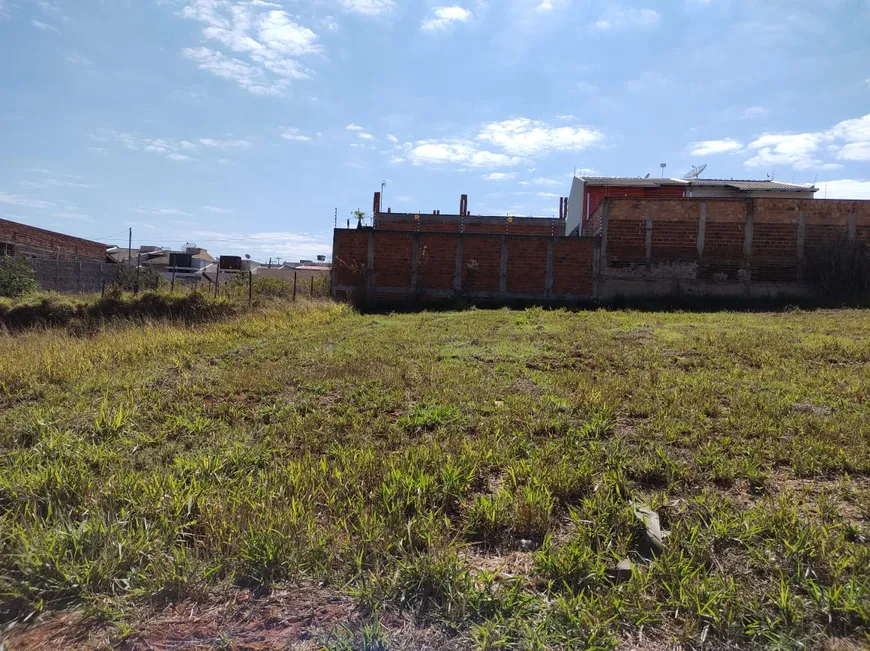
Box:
0, 218, 107, 260
332, 229, 597, 305
600, 197, 870, 296
375, 213, 563, 236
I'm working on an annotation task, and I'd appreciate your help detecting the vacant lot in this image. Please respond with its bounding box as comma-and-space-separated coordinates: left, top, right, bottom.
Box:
1, 303, 869, 649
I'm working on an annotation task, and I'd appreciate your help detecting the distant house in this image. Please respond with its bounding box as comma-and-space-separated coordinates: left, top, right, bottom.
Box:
106, 245, 217, 281
566, 176, 818, 236
1, 217, 109, 260
254, 258, 331, 284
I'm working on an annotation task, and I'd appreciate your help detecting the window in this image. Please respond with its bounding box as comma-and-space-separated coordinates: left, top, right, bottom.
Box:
0, 242, 14, 256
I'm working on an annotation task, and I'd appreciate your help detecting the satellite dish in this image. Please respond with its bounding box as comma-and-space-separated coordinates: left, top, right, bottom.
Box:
644, 173, 651, 179
683, 164, 707, 180
245, 254, 251, 260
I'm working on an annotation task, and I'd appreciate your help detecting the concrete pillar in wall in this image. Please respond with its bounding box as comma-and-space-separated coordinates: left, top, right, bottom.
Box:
499, 235, 508, 294
848, 213, 857, 241
743, 200, 754, 286
645, 205, 653, 262
453, 233, 463, 291
412, 233, 421, 294
366, 230, 375, 291
545, 237, 554, 295
599, 199, 610, 271
797, 211, 806, 284
697, 201, 707, 258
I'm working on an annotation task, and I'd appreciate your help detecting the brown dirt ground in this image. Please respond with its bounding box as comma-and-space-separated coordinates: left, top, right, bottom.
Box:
1, 583, 461, 651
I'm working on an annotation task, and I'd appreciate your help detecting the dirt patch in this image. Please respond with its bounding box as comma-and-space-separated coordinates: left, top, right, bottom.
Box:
508, 378, 540, 396
1, 583, 459, 651
791, 401, 834, 417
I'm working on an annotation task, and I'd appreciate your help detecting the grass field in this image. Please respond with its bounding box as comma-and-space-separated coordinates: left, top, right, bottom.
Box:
1, 302, 869, 649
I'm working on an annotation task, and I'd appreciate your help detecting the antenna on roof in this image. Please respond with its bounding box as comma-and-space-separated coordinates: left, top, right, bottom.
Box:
683, 164, 707, 180
660, 163, 667, 178
644, 173, 651, 179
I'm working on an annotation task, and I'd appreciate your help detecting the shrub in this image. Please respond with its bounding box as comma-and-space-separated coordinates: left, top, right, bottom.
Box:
0, 256, 38, 297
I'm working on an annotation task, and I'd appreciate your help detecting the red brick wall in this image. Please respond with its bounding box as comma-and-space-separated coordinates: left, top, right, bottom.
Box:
603, 197, 870, 287
334, 230, 369, 286
332, 230, 597, 303
553, 239, 595, 295
607, 200, 647, 263
650, 200, 699, 260
373, 232, 412, 288
418, 233, 457, 290
0, 218, 107, 260
506, 239, 547, 293
376, 213, 562, 236
461, 236, 501, 291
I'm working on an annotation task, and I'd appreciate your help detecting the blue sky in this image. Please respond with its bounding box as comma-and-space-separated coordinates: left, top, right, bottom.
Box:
1, 0, 869, 261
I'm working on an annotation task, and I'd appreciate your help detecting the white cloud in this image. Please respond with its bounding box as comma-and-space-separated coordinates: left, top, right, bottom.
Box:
477, 118, 604, 156
322, 15, 339, 31
346, 124, 364, 131
744, 133, 827, 170
358, 132, 375, 140
132, 207, 194, 217
743, 106, 768, 119
189, 229, 331, 261
281, 128, 312, 141
421, 6, 473, 31
816, 179, 870, 200
204, 206, 231, 213
688, 138, 743, 156
396, 140, 522, 169
594, 7, 660, 30
537, 192, 560, 198
743, 113, 870, 169
391, 117, 604, 169
32, 19, 60, 33
386, 134, 399, 143
66, 52, 93, 66
531, 177, 562, 186
339, 0, 395, 16
52, 211, 94, 222
104, 131, 250, 161
536, 0, 568, 11
483, 172, 516, 181
179, 1, 320, 95
0, 192, 54, 209
199, 138, 251, 148
183, 47, 285, 95
20, 175, 94, 189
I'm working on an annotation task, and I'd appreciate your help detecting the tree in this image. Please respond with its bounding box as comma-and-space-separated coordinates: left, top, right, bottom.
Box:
353, 209, 367, 229
0, 256, 38, 297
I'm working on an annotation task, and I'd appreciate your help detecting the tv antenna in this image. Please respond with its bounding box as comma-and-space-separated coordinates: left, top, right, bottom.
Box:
683, 164, 707, 180
643, 173, 651, 179
659, 163, 667, 178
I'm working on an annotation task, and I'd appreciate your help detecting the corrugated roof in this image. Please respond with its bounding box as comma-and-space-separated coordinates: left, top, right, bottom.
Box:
722, 180, 816, 192
578, 176, 817, 192
580, 177, 662, 187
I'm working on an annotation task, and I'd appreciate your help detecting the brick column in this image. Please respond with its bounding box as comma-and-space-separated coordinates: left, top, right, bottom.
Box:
797, 210, 806, 283
743, 200, 754, 284
499, 235, 508, 293
645, 205, 653, 261
366, 230, 375, 291
696, 201, 707, 258
412, 233, 420, 294
453, 233, 463, 291
545, 237, 554, 295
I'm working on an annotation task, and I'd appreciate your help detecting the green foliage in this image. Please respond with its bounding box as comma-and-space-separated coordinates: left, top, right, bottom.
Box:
0, 255, 38, 297
1, 304, 869, 649
112, 264, 166, 292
